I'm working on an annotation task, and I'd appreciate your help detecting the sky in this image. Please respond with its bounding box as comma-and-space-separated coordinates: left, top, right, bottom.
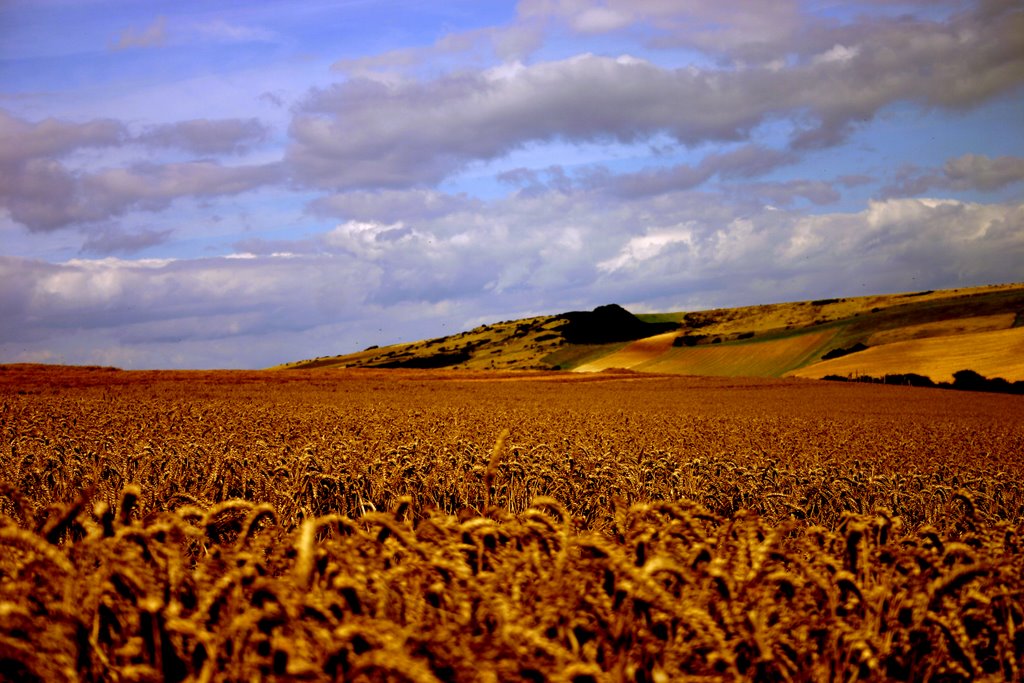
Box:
1, 0, 1022, 369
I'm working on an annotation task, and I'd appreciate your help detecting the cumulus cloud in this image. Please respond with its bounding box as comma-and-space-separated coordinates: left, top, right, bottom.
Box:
595, 197, 1024, 296
324, 220, 418, 260
11, 160, 280, 232
0, 108, 281, 231
597, 225, 697, 273
82, 161, 282, 213
3, 191, 1022, 367
944, 154, 1024, 191
0, 109, 125, 165
520, 0, 1002, 70
290, 0, 1023, 191
1, 158, 95, 231
290, 55, 780, 189
882, 154, 1024, 197
137, 118, 269, 154
1, 254, 365, 341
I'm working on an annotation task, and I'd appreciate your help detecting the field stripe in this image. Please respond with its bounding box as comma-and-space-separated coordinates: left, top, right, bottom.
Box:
575, 330, 837, 377
789, 326, 1024, 382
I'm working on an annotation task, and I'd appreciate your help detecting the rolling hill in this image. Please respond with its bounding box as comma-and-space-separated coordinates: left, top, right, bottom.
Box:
278, 283, 1024, 382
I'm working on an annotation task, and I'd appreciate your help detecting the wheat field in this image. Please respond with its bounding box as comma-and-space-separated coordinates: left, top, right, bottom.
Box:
1, 365, 1023, 682
789, 327, 1024, 383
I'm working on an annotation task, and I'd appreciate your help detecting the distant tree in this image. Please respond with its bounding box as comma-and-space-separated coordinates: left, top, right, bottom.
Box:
883, 373, 935, 388
822, 369, 1021, 395
951, 369, 987, 392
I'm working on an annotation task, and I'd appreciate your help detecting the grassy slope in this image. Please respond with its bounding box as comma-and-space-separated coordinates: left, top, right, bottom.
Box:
274, 315, 568, 371
278, 283, 1024, 380
634, 283, 1024, 336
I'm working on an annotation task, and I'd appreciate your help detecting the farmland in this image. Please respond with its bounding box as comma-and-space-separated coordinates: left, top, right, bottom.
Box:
2, 364, 1023, 681
788, 327, 1024, 383
283, 283, 1024, 384
574, 330, 837, 377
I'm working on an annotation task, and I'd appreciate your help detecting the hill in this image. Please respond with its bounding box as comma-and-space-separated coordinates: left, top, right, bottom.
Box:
277, 304, 677, 371
278, 283, 1024, 381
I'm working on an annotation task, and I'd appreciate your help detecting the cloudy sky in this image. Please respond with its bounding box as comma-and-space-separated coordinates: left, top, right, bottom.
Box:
1, 0, 1022, 369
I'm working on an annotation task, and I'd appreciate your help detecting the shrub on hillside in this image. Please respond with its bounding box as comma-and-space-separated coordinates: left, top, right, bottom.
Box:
821, 342, 869, 360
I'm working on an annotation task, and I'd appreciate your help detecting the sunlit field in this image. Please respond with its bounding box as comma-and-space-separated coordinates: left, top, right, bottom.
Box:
2, 365, 1023, 682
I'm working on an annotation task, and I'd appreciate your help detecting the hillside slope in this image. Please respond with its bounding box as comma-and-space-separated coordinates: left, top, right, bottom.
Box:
277, 304, 677, 371
787, 327, 1024, 382
279, 283, 1024, 380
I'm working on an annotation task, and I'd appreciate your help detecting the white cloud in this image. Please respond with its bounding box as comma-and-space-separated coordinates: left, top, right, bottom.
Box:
812, 44, 861, 65
598, 225, 696, 273
5, 193, 1019, 368
324, 220, 420, 259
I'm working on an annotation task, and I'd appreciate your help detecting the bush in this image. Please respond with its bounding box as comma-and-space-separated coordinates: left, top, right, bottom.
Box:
821, 342, 869, 361
672, 335, 706, 347
823, 370, 1022, 395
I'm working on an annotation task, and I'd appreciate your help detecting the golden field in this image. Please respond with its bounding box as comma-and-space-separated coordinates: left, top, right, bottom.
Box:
790, 327, 1024, 383
2, 365, 1024, 682
574, 330, 836, 377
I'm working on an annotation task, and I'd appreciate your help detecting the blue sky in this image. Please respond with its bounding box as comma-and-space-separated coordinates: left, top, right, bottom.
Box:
1, 0, 1022, 368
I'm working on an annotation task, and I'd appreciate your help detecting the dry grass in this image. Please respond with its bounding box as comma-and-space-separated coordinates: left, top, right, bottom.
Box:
2, 366, 1023, 682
